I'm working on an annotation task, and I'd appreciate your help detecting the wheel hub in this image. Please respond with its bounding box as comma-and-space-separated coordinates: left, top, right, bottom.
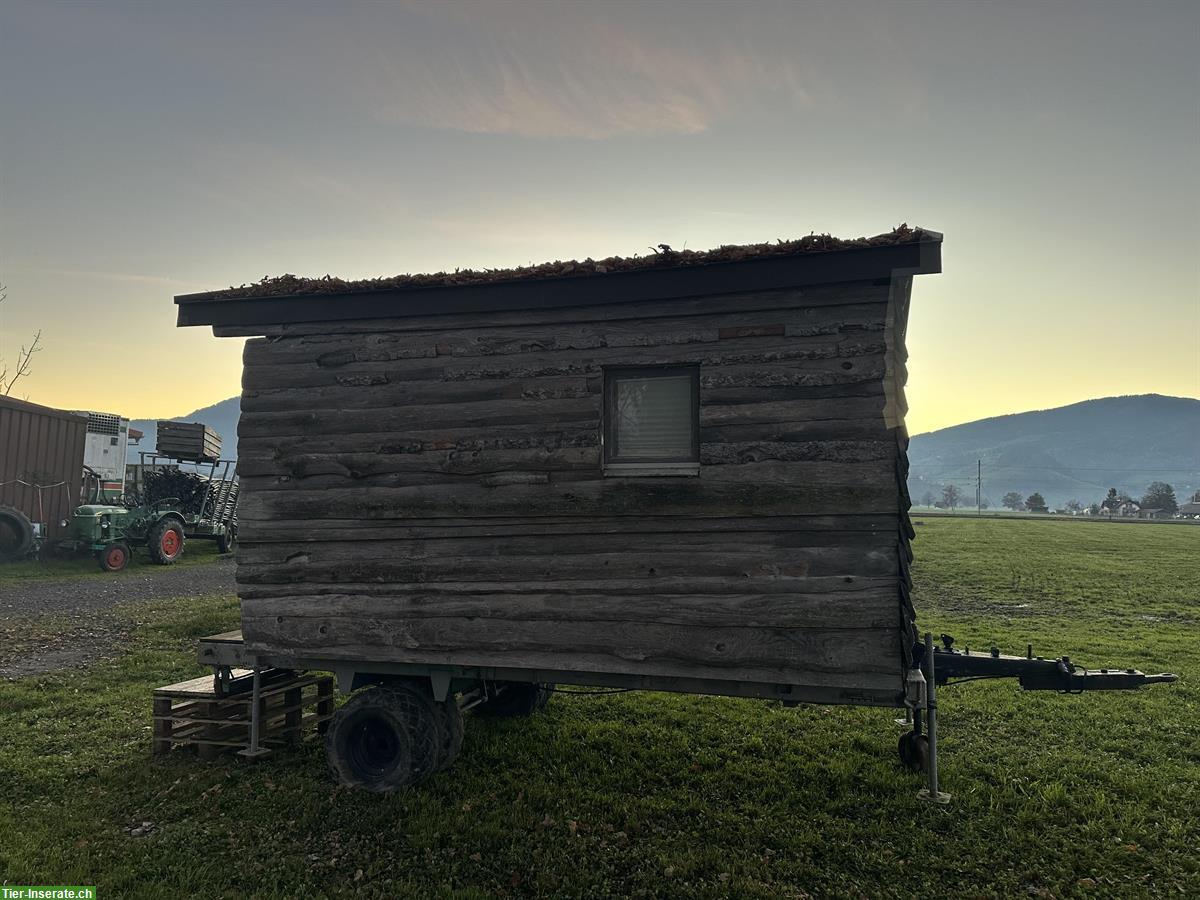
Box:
348, 717, 403, 777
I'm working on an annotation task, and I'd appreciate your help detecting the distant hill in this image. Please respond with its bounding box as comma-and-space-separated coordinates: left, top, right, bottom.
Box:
128, 396, 241, 463
908, 395, 1200, 509
129, 393, 1200, 510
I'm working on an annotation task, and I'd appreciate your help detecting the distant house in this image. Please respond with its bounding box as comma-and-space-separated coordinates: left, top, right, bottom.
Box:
1100, 498, 1141, 517
1139, 508, 1167, 520
1177, 501, 1200, 519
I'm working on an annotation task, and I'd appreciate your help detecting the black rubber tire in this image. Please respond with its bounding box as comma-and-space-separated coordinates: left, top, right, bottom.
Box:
898, 731, 930, 773
147, 517, 186, 565
474, 682, 552, 718
0, 506, 35, 562
325, 684, 439, 792
432, 699, 465, 772
96, 542, 131, 572
217, 524, 238, 555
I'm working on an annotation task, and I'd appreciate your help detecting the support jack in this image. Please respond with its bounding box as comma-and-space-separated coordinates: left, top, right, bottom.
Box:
235, 667, 274, 761
915, 632, 950, 804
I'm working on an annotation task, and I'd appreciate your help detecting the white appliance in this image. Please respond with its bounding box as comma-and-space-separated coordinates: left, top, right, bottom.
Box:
81, 411, 130, 495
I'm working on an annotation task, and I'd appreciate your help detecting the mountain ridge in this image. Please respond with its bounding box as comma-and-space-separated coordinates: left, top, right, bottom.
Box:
129, 393, 1200, 509
908, 394, 1199, 508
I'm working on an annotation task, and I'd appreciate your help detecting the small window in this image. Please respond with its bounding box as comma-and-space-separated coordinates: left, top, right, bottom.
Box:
603, 366, 700, 475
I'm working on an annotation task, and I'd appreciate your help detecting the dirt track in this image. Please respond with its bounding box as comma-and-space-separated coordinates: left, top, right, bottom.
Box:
0, 555, 234, 679
0, 555, 234, 618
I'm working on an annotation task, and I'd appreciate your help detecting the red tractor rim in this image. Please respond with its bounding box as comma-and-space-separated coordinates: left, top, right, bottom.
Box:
106, 546, 126, 567
161, 528, 181, 556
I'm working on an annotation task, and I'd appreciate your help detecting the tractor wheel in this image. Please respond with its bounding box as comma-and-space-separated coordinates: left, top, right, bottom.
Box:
898, 730, 930, 773
325, 683, 440, 792
147, 518, 185, 565
216, 524, 238, 555
0, 506, 35, 562
96, 542, 131, 572
431, 698, 464, 771
474, 682, 553, 718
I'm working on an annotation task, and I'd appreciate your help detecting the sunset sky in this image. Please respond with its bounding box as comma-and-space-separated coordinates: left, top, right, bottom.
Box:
1, 0, 1196, 434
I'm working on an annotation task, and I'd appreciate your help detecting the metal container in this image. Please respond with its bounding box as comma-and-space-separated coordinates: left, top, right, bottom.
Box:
0, 395, 88, 540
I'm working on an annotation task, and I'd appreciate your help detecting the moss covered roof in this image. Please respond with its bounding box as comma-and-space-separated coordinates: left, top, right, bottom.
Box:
186, 225, 936, 302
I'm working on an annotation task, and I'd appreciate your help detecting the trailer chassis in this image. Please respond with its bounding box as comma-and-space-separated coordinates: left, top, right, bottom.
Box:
193, 629, 1176, 798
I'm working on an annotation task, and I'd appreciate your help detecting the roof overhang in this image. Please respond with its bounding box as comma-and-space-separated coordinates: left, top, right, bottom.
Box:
175, 232, 941, 332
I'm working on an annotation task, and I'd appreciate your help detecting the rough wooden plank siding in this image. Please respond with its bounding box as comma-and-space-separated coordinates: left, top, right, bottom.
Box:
235, 280, 915, 702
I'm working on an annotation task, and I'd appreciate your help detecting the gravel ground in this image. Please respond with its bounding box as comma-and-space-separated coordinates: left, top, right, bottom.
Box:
0, 556, 235, 618
0, 555, 234, 679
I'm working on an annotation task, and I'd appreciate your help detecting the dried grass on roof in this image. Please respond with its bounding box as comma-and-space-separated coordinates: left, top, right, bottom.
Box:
194, 225, 931, 301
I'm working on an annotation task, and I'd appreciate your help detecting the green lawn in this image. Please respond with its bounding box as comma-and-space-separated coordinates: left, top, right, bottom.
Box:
1, 519, 1197, 898
0, 539, 224, 584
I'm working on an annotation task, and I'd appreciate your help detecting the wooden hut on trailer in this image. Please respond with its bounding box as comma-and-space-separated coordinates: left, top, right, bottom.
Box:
178, 225, 943, 789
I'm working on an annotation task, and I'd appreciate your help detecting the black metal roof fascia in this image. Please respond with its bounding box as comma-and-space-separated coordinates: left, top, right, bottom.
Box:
175, 236, 941, 330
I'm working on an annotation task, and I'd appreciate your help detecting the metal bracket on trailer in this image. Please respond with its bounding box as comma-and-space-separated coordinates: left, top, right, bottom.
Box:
428, 670, 453, 703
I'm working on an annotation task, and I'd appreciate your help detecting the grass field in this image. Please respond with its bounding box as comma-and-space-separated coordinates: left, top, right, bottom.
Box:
1, 518, 1197, 897
0, 539, 223, 584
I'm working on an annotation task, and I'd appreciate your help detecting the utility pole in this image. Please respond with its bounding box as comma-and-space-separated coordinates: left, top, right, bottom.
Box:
974, 460, 984, 518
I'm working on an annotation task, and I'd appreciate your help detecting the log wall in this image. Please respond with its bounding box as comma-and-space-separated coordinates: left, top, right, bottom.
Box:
234, 280, 915, 704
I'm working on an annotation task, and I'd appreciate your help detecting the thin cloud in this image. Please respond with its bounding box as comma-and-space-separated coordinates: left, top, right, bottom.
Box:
15, 267, 213, 292
361, 10, 815, 139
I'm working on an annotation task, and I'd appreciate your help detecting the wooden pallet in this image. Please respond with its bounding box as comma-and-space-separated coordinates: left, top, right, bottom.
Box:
152, 669, 334, 757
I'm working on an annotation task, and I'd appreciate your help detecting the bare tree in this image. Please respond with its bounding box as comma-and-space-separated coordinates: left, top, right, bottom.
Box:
0, 285, 43, 396
942, 484, 962, 509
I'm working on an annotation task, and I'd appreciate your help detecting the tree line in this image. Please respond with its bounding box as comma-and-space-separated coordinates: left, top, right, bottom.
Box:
918, 481, 1184, 514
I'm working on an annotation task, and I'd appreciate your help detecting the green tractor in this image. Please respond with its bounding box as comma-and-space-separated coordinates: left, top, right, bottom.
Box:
63, 501, 192, 571
61, 456, 238, 571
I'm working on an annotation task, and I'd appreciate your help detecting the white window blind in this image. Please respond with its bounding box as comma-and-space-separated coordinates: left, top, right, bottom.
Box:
611, 373, 695, 460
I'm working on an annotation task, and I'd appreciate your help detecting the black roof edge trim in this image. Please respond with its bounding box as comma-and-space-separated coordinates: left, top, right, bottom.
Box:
176, 237, 941, 331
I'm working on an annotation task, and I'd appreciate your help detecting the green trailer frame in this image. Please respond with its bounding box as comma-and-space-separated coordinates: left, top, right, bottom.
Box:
194, 627, 1176, 799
